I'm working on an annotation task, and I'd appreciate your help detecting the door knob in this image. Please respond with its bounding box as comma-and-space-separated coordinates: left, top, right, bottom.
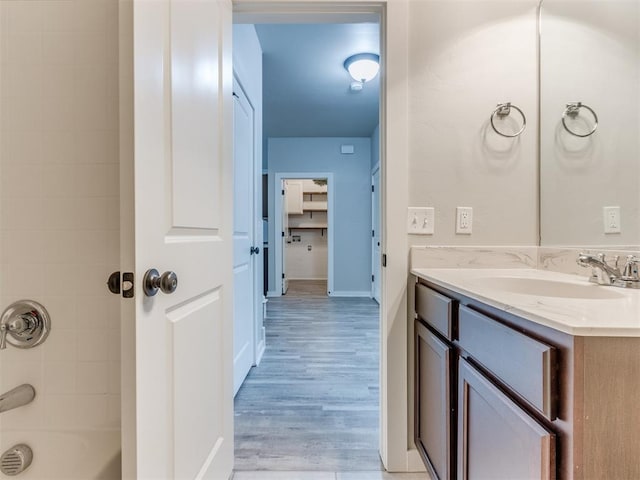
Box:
143, 269, 178, 297
250, 246, 260, 255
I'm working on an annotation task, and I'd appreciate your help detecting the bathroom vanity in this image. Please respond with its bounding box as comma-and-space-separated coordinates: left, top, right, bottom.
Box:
412, 268, 640, 480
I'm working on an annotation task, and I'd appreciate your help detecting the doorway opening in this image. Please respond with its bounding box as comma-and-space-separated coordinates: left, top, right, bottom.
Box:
232, 10, 383, 474
274, 173, 334, 295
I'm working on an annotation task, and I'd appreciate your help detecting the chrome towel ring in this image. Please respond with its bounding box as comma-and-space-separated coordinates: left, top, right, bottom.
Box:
562, 102, 598, 137
490, 103, 526, 138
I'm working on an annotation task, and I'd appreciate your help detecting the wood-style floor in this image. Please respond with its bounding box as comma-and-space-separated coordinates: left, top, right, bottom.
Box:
234, 280, 381, 471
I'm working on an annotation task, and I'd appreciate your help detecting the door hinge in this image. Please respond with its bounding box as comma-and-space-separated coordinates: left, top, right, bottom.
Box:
282, 189, 285, 195
371, 185, 374, 193
282, 231, 285, 237
107, 271, 134, 298
282, 273, 285, 279
372, 230, 375, 238
382, 254, 387, 267
372, 274, 375, 282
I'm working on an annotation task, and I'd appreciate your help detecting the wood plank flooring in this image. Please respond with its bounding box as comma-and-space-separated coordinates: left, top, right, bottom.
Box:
234, 280, 381, 471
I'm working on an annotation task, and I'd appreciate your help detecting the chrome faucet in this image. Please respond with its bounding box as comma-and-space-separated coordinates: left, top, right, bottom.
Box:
577, 253, 640, 288
0, 384, 35, 414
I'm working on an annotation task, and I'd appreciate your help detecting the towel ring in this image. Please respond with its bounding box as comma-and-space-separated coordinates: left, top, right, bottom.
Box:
490, 103, 526, 138
562, 102, 598, 137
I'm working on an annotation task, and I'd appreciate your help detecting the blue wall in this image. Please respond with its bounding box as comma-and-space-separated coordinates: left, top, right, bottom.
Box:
268, 137, 372, 296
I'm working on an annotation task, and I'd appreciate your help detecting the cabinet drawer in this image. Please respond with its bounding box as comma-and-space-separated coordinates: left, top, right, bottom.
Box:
415, 283, 456, 340
458, 305, 557, 420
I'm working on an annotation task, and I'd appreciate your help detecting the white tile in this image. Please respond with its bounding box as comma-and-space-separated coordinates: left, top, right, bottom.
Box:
5, 0, 44, 34
75, 393, 107, 428
77, 361, 108, 394
41, 197, 79, 230
42, 31, 75, 65
43, 361, 77, 394
43, 328, 77, 362
41, 88, 76, 132
108, 361, 120, 394
1, 162, 44, 200
6, 62, 43, 100
75, 230, 107, 264
1, 394, 46, 429
106, 393, 121, 426
44, 394, 78, 429
107, 330, 120, 362
41, 162, 78, 198
41, 130, 75, 164
75, 129, 109, 164
77, 329, 109, 361
2, 129, 43, 164
39, 295, 78, 330
6, 263, 45, 297
1, 358, 43, 390
43, 263, 78, 296
41, 230, 78, 265
6, 32, 43, 64
76, 296, 108, 329
5, 227, 46, 264
41, 0, 75, 33
233, 473, 335, 480
73, 0, 108, 33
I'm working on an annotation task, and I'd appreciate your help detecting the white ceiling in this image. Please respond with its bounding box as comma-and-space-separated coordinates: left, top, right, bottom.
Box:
254, 23, 380, 138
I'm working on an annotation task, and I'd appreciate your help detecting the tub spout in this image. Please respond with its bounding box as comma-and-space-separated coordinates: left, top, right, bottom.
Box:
0, 384, 35, 413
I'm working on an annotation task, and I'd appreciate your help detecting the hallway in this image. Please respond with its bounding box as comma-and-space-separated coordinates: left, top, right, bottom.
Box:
234, 280, 381, 471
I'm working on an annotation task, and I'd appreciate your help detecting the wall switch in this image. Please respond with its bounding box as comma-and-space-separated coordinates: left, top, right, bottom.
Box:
603, 206, 621, 234
456, 207, 473, 234
407, 207, 435, 235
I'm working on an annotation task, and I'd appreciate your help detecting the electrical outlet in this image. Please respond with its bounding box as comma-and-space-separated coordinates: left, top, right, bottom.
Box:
603, 206, 621, 234
456, 207, 473, 234
407, 207, 435, 235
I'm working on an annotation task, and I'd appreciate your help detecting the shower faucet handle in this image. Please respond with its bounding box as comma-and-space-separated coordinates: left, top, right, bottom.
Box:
0, 300, 51, 350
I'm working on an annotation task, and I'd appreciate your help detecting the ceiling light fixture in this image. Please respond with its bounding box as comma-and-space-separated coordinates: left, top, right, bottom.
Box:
344, 53, 380, 89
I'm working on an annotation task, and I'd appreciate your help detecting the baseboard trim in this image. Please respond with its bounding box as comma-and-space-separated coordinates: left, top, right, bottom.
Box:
254, 329, 266, 366
329, 290, 371, 298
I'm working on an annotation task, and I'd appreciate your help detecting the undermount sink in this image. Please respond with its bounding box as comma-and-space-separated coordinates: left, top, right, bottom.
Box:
472, 276, 625, 300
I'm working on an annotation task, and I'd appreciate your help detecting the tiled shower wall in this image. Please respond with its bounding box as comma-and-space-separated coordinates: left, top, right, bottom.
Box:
0, 1, 121, 478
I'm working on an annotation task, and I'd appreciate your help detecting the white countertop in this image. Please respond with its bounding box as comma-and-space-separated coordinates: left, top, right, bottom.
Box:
411, 268, 640, 337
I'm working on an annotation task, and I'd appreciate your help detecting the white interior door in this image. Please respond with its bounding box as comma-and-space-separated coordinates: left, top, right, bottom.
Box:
282, 181, 289, 294
372, 168, 381, 303
129, 0, 233, 478
233, 78, 255, 396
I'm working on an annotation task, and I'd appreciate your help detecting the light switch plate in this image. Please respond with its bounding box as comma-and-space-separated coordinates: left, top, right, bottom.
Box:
407, 207, 435, 235
603, 206, 621, 234
456, 207, 473, 234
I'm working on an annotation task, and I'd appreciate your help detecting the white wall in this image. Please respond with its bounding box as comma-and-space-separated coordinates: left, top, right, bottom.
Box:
0, 1, 121, 478
268, 137, 372, 296
407, 0, 539, 246
540, 0, 640, 246
286, 230, 328, 280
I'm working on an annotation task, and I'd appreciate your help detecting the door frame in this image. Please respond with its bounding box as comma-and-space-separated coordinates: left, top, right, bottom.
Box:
371, 162, 381, 303
275, 173, 334, 295
233, 0, 416, 472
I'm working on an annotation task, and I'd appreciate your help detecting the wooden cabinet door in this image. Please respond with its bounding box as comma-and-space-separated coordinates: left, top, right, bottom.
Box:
285, 180, 304, 214
458, 358, 556, 480
415, 320, 453, 480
